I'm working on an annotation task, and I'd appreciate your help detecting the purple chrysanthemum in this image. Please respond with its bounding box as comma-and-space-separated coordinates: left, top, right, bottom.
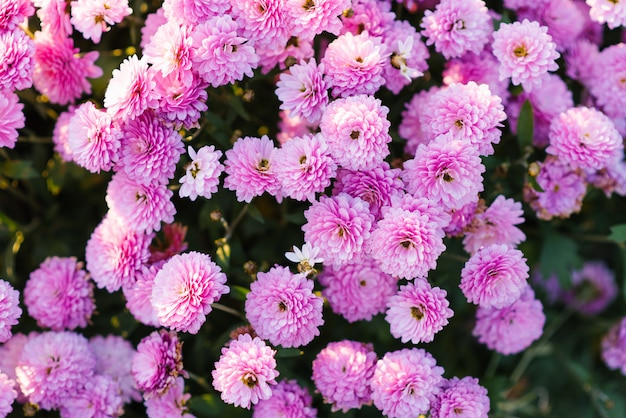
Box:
224, 135, 281, 202
340, 0, 395, 37
319, 257, 397, 323
90, 334, 141, 404
421, 0, 492, 59
155, 71, 208, 130
370, 348, 444, 418
0, 372, 17, 417
16, 331, 96, 410
0, 333, 29, 403
398, 86, 441, 155
601, 317, 626, 375
392, 194, 452, 230
123, 265, 161, 327
0, 29, 34, 91
257, 36, 315, 74
276, 59, 328, 124
0, 0, 34, 31
322, 31, 389, 98
460, 244, 529, 309
0, 279, 21, 344
52, 107, 75, 161
229, 0, 290, 50
212, 333, 279, 409
547, 106, 623, 171
430, 376, 490, 418
588, 161, 626, 198
70, 0, 131, 43
588, 44, 626, 119
562, 261, 617, 315
246, 265, 323, 347
67, 101, 121, 173
143, 22, 193, 84
473, 286, 545, 355
586, 0, 626, 29
24, 256, 94, 331
312, 340, 377, 412
386, 278, 453, 344
492, 19, 560, 91
0, 90, 24, 149
302, 193, 374, 267
131, 330, 185, 398
144, 376, 193, 418
319, 94, 391, 170
444, 200, 478, 237
253, 379, 316, 418
382, 19, 429, 94
179, 145, 224, 201
151, 251, 229, 334
274, 133, 336, 202
59, 374, 124, 418
284, 0, 349, 40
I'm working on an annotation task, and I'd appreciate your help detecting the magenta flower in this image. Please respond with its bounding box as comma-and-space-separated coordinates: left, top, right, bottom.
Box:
179, 145, 224, 201
162, 0, 229, 24
59, 374, 124, 418
0, 333, 28, 404
0, 372, 17, 417
312, 340, 377, 412
224, 135, 281, 202
0, 0, 34, 30
24, 256, 94, 331
386, 278, 453, 344
67, 101, 121, 173
257, 36, 315, 74
143, 22, 194, 84
253, 379, 316, 418
589, 43, 626, 119
70, 0, 131, 43
601, 317, 626, 375
444, 200, 478, 237
90, 334, 141, 404
276, 59, 328, 124
212, 333, 279, 409
52, 107, 75, 162
144, 376, 194, 418
322, 31, 389, 98
398, 87, 441, 155
245, 265, 323, 348
141, 7, 167, 48
370, 348, 444, 418
562, 261, 618, 315
0, 90, 24, 149
151, 252, 229, 334
229, 0, 289, 50
587, 0, 626, 28
34, 0, 72, 38
492, 19, 560, 91
473, 286, 545, 355
155, 71, 208, 130
320, 94, 391, 170
0, 279, 21, 344
284, 0, 349, 40
123, 265, 161, 327
392, 194, 452, 230
303, 193, 374, 267
0, 29, 34, 91
339, 0, 395, 37
430, 376, 490, 418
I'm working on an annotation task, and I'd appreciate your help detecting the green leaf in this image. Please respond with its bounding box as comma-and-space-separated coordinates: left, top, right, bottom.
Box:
540, 231, 582, 288
229, 285, 250, 301
517, 99, 534, 151
608, 224, 626, 244
0, 160, 38, 179
528, 174, 545, 193
247, 204, 265, 224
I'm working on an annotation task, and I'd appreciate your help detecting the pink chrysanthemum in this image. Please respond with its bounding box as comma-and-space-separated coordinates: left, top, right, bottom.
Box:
589, 161, 626, 198
492, 19, 560, 91
151, 251, 229, 334
274, 134, 336, 202
179, 145, 224, 201
131, 330, 185, 398
245, 265, 323, 348
322, 31, 389, 98
67, 101, 121, 173
565, 38, 600, 86
143, 22, 194, 84
303, 193, 374, 267
403, 133, 484, 211
392, 194, 452, 230
253, 379, 316, 418
421, 0, 492, 59
398, 87, 440, 155
0, 333, 29, 403
85, 214, 153, 292
123, 265, 161, 327
386, 278, 453, 344
118, 111, 184, 186
382, 20, 429, 94
35, 0, 72, 37
24, 256, 94, 331
70, 0, 131, 43
319, 257, 397, 322
230, 0, 290, 49
340, 0, 395, 37
562, 261, 617, 315
144, 376, 194, 418
547, 106, 623, 171
140, 7, 166, 48
212, 333, 279, 409
59, 374, 124, 418
154, 71, 208, 130
586, 0, 626, 28
223, 135, 281, 202
320, 94, 391, 170
284, 0, 349, 40
52, 108, 75, 161
312, 340, 377, 412
106, 171, 176, 233
430, 376, 490, 418
0, 279, 21, 344
257, 36, 315, 74
0, 0, 34, 30
90, 334, 141, 404
0, 29, 34, 91
370, 348, 444, 418
444, 200, 478, 237
104, 55, 159, 122
421, 82, 507, 156
530, 0, 584, 51
601, 317, 626, 375
16, 331, 96, 410
588, 44, 626, 119
0, 90, 24, 149
473, 286, 545, 355
0, 372, 17, 417
460, 244, 529, 309
162, 0, 230, 24
276, 59, 328, 124
463, 195, 526, 254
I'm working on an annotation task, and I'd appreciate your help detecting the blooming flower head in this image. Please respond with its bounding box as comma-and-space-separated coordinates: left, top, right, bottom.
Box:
257, 36, 315, 74
319, 94, 391, 170
430, 376, 490, 418
245, 265, 323, 347
565, 38, 600, 86
473, 286, 545, 355
319, 257, 397, 322
0, 372, 17, 417
398, 86, 441, 155
382, 19, 429, 94
144, 376, 194, 418
67, 101, 121, 173
322, 31, 389, 98
141, 7, 167, 48
70, 0, 132, 43
155, 71, 209, 130
59, 374, 124, 418
547, 106, 623, 171
0, 279, 21, 343
284, 0, 350, 40
386, 278, 453, 344
33, 31, 102, 106
179, 145, 224, 201
151, 251, 229, 334
588, 43, 626, 119
34, 0, 72, 37
0, 29, 34, 92
90, 334, 141, 404
24, 256, 94, 331
340, 0, 395, 37
131, 330, 185, 398
312, 340, 377, 412
586, 0, 626, 28
123, 265, 161, 327
16, 331, 96, 410
143, 22, 194, 84
588, 160, 626, 198
561, 261, 617, 315
285, 242, 324, 275
0, 91, 24, 149
52, 107, 75, 161
460, 244, 530, 309
421, 0, 492, 59
162, 0, 230, 24
274, 133, 337, 202
229, 0, 290, 50
224, 135, 281, 202
0, 0, 34, 30
212, 333, 279, 409
370, 348, 444, 418
303, 193, 374, 267
253, 379, 316, 418
276, 59, 328, 124
492, 19, 560, 91
601, 317, 626, 375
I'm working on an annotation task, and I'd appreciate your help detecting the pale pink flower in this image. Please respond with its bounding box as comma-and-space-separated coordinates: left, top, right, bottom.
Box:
70, 0, 132, 43
179, 145, 224, 201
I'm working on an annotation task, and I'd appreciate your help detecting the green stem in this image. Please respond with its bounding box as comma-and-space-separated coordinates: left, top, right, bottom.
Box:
224, 203, 249, 242
212, 303, 243, 319
186, 371, 212, 391
484, 352, 501, 381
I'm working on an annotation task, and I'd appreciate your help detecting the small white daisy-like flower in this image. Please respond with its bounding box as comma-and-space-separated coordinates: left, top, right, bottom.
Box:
285, 242, 324, 274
